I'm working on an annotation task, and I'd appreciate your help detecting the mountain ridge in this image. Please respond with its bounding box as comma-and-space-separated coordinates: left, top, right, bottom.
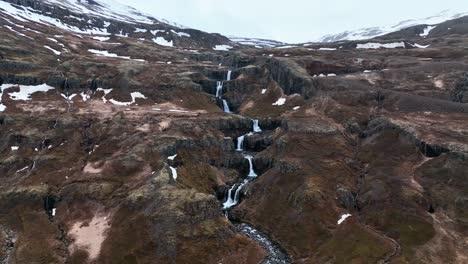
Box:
317, 9, 468, 43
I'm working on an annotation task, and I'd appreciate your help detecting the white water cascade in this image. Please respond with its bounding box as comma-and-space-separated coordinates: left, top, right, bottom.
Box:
252, 119, 262, 133
245, 155, 258, 177
223, 180, 248, 209
236, 132, 253, 151
223, 100, 231, 113
214, 69, 290, 263
216, 71, 234, 113
216, 81, 223, 98
236, 135, 245, 151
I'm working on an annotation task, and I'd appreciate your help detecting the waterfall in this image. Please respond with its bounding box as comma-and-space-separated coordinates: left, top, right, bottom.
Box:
223, 180, 248, 209
216, 81, 223, 98
223, 184, 236, 209
245, 155, 257, 177
227, 70, 232, 81
236, 132, 253, 151
234, 180, 248, 202
253, 119, 262, 132
223, 100, 231, 113
170, 166, 178, 181
236, 135, 245, 151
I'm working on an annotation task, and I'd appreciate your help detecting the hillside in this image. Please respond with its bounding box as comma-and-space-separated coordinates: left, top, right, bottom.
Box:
0, 1, 467, 264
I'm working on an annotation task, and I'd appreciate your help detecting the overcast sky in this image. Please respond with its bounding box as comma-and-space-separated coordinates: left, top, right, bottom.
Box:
116, 0, 468, 43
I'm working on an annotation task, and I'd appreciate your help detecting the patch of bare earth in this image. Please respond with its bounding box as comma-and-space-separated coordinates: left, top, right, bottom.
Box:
68, 214, 111, 261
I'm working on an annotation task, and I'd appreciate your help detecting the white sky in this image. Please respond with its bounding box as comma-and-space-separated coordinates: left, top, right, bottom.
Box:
116, 0, 468, 43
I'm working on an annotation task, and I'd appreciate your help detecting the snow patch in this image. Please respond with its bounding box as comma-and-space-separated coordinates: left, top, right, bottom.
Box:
44, 45, 61, 55
153, 37, 173, 47
91, 36, 110, 42
108, 92, 147, 106
420, 26, 437, 37
80, 92, 90, 102
96, 88, 113, 103
2, 83, 55, 101
3, 25, 33, 39
213, 45, 233, 51
356, 42, 405, 49
337, 214, 352, 225
61, 93, 77, 101
88, 49, 145, 61
408, 43, 431, 49
272, 98, 286, 106
171, 30, 190, 37
170, 166, 178, 181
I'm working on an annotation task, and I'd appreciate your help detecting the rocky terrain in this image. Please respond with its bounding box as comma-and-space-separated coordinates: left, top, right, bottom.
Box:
0, 1, 467, 263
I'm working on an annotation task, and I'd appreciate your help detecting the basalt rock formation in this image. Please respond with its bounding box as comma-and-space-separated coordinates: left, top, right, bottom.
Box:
0, 1, 467, 263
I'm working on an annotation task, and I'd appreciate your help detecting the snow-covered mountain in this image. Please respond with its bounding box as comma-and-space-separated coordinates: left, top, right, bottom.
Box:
317, 10, 468, 43
0, 0, 232, 49
228, 36, 286, 49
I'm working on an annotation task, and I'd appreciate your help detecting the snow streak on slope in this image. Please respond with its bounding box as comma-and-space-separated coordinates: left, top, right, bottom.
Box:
0, 1, 108, 35
318, 10, 468, 42
43, 0, 155, 24
0, 0, 188, 34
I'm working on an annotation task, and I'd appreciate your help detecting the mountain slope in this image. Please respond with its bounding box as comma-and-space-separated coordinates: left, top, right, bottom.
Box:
0, 0, 233, 49
317, 10, 468, 43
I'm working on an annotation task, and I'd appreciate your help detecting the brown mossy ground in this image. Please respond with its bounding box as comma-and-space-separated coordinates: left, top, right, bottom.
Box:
365, 210, 435, 261
240, 82, 304, 118
178, 161, 219, 194
175, 89, 221, 113
96, 208, 158, 264
416, 154, 468, 233
314, 221, 394, 264
357, 129, 437, 261
2, 205, 64, 264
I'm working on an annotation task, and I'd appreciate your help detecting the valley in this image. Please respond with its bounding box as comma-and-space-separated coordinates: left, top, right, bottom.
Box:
0, 1, 467, 263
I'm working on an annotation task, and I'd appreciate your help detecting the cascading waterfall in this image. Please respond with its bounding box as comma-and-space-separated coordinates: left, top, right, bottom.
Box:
223, 184, 236, 209
245, 155, 258, 177
253, 119, 262, 133
216, 71, 233, 113
214, 70, 290, 263
223, 179, 248, 209
237, 132, 253, 152
222, 100, 231, 113
216, 81, 223, 98
236, 135, 245, 151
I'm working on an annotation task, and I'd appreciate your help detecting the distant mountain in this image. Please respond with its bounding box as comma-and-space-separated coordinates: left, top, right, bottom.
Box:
317, 10, 468, 43
228, 36, 286, 49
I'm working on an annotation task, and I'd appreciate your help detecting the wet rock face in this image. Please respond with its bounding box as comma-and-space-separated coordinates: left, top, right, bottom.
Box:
265, 58, 317, 98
